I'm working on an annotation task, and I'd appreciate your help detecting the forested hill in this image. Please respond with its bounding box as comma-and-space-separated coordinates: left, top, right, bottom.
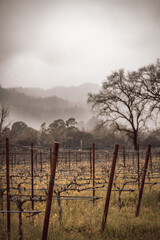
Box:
10, 83, 100, 104
0, 87, 90, 128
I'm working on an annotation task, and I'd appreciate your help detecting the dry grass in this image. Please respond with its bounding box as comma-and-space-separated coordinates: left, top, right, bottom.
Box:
0, 185, 159, 240
0, 156, 160, 240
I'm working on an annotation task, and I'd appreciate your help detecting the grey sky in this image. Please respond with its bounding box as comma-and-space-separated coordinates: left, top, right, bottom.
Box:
0, 0, 160, 89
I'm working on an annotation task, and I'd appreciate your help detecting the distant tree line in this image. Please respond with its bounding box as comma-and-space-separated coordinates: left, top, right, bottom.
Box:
0, 114, 160, 150
0, 60, 160, 149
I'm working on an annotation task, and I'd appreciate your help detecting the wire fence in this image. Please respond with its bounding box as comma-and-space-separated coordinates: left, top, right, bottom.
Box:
0, 139, 160, 239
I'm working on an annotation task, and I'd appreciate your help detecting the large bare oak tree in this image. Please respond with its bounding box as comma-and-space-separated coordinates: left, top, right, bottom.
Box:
88, 68, 156, 150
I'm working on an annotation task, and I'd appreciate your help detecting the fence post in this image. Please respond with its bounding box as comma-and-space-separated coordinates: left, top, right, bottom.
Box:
65, 151, 67, 164
135, 144, 151, 217
92, 143, 95, 205
14, 152, 17, 165
42, 142, 59, 240
68, 150, 70, 172
123, 146, 126, 168
76, 152, 77, 166
89, 148, 92, 178
40, 151, 43, 172
6, 138, 10, 239
149, 151, 153, 174
101, 144, 119, 231
35, 151, 38, 170
31, 143, 34, 210
11, 153, 14, 172
137, 144, 140, 189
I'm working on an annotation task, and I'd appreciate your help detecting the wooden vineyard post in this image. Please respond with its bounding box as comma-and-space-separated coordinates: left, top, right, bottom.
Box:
101, 144, 119, 231
137, 144, 140, 189
6, 138, 10, 239
65, 151, 67, 164
42, 142, 59, 240
92, 143, 95, 205
35, 151, 37, 170
123, 146, 126, 168
11, 153, 14, 172
149, 151, 153, 174
31, 143, 34, 210
90, 147, 92, 178
40, 151, 43, 172
76, 152, 77, 166
68, 150, 70, 172
135, 144, 151, 217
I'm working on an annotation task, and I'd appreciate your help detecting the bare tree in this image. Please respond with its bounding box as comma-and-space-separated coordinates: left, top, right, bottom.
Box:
0, 105, 10, 144
138, 59, 160, 104
88, 69, 155, 150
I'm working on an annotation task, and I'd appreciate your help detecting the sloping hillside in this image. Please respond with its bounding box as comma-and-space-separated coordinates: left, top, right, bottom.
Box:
0, 87, 90, 128
11, 83, 100, 104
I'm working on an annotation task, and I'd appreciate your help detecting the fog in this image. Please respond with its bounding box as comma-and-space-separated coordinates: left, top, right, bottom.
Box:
0, 0, 160, 89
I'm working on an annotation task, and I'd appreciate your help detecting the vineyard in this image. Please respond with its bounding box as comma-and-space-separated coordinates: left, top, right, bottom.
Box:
0, 139, 160, 240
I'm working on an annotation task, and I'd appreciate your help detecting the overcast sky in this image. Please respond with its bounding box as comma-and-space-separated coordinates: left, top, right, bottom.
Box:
0, 0, 160, 89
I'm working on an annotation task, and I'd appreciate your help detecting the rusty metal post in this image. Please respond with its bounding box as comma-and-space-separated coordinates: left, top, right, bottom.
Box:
11, 153, 14, 172
35, 151, 37, 170
40, 151, 42, 172
14, 153, 16, 165
6, 138, 10, 238
137, 144, 140, 189
89, 148, 92, 178
76, 152, 77, 166
101, 144, 119, 231
149, 151, 153, 174
31, 143, 34, 210
123, 146, 126, 168
42, 142, 59, 240
135, 144, 151, 217
68, 150, 70, 172
65, 151, 67, 164
92, 143, 95, 205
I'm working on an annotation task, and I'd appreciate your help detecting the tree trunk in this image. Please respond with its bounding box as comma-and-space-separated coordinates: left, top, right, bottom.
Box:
133, 131, 138, 150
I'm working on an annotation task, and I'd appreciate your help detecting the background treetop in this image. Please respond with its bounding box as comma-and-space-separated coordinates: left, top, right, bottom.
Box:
88, 60, 160, 150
